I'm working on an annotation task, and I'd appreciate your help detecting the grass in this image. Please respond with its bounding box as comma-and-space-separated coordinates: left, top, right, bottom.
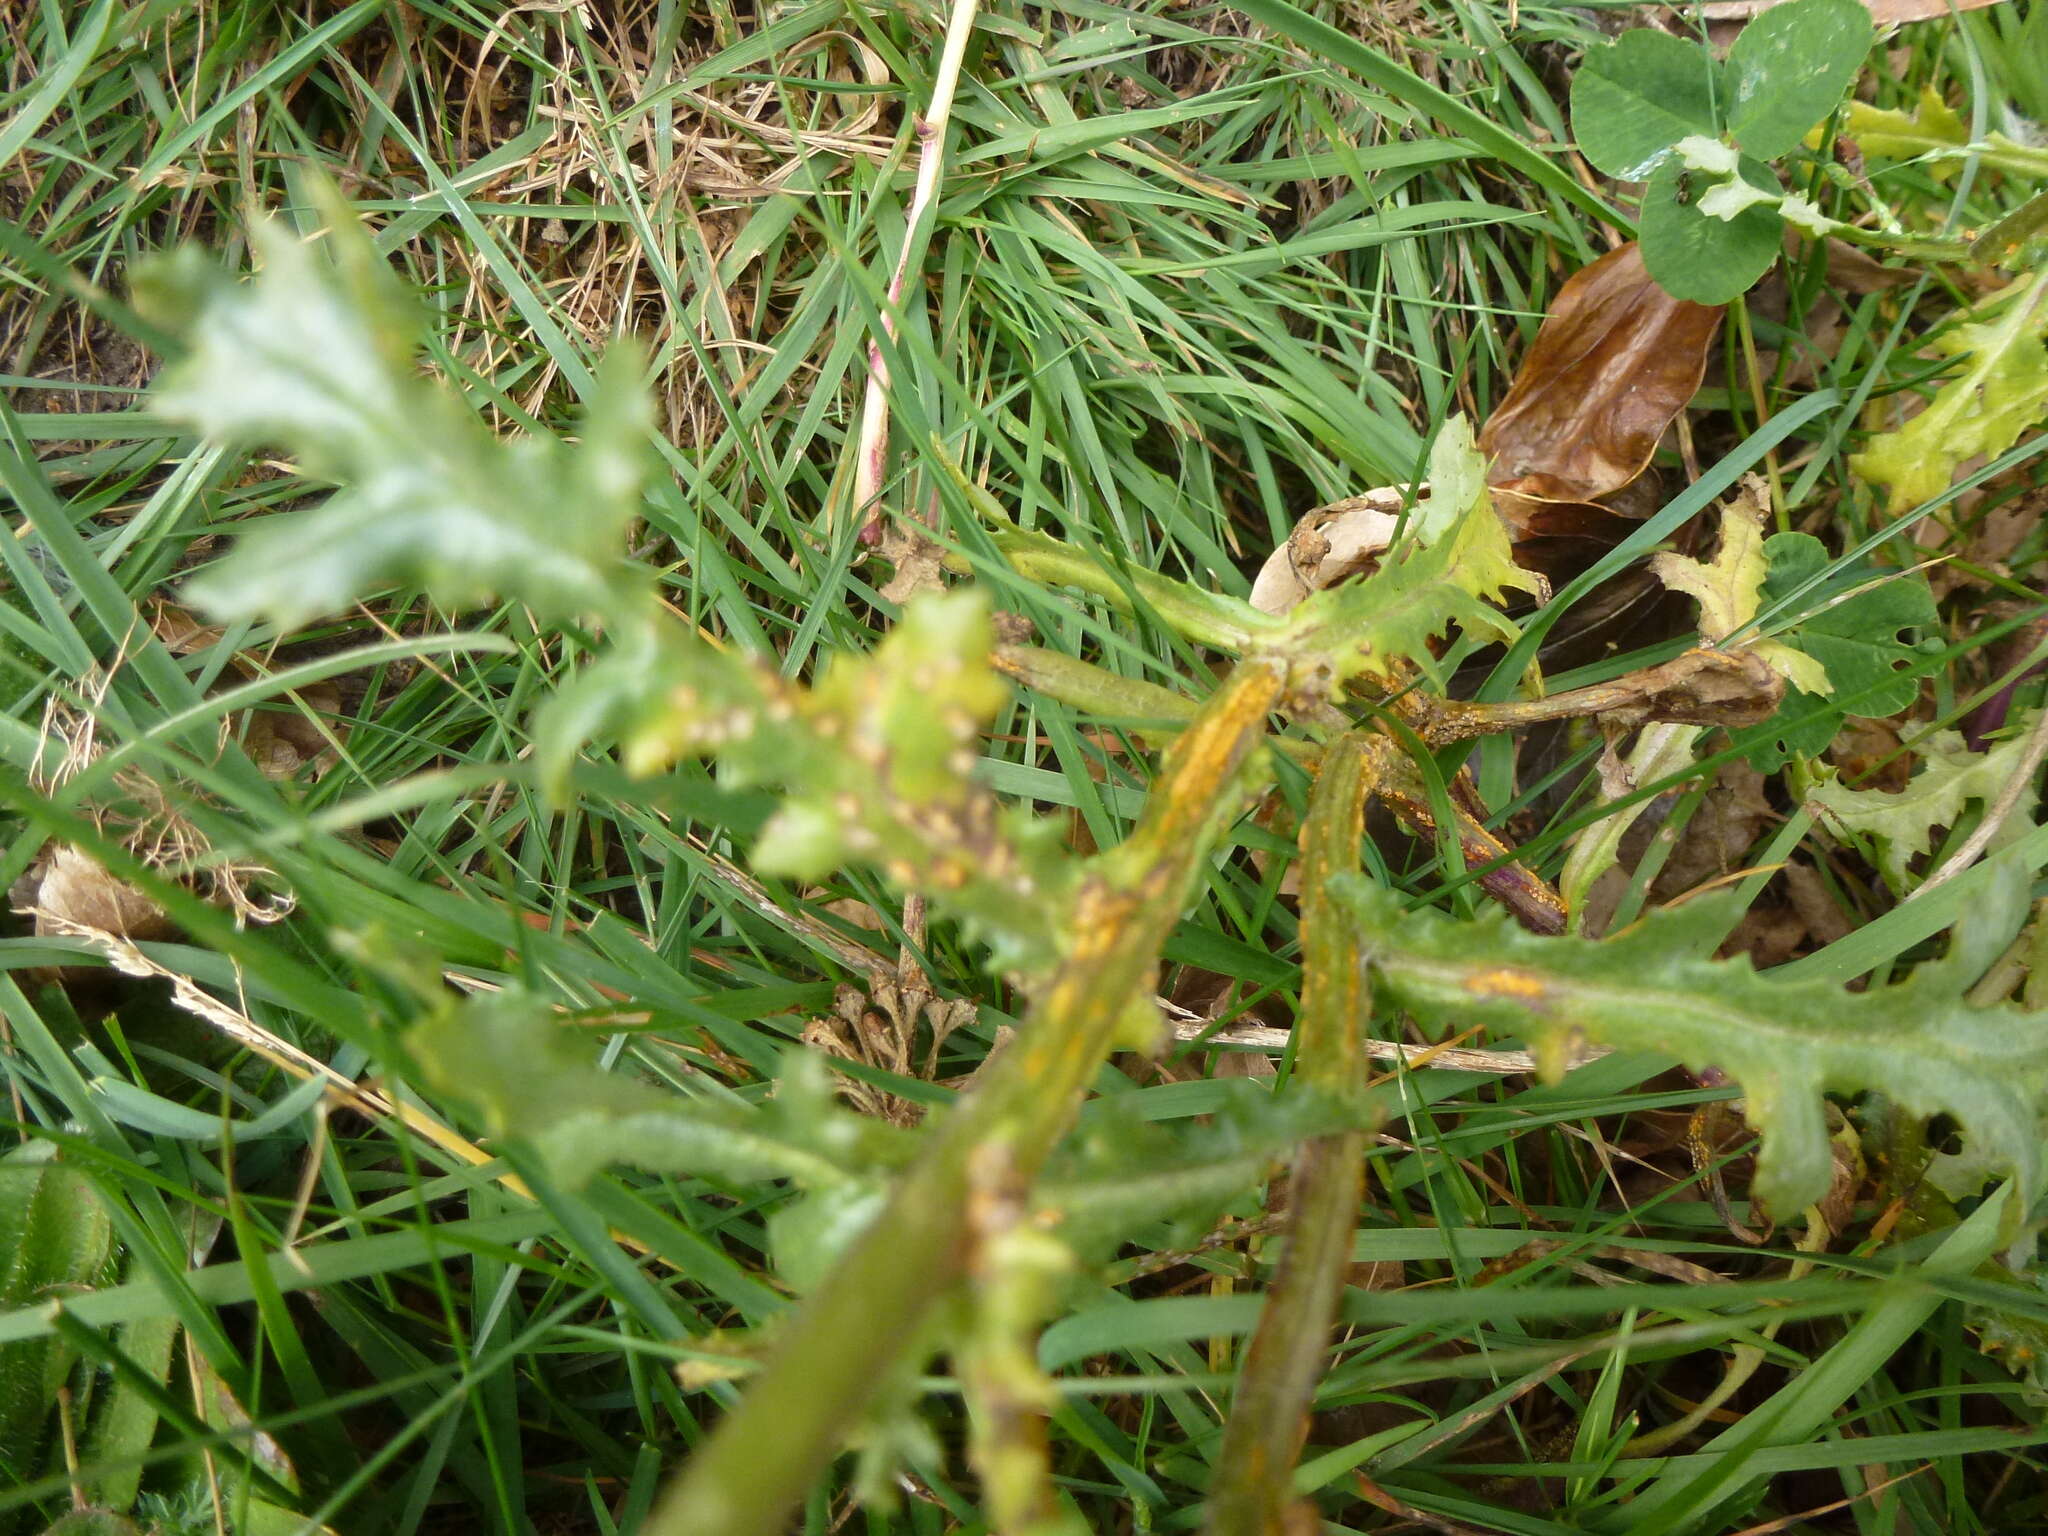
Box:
4, 0, 2048, 1532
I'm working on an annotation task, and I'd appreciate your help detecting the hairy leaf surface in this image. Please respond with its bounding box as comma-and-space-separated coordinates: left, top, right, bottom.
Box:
1337, 879, 2048, 1222
137, 192, 651, 630
1808, 723, 2040, 889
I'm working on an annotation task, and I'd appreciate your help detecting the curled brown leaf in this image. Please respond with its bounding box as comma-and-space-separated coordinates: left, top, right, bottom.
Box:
1479, 243, 1724, 527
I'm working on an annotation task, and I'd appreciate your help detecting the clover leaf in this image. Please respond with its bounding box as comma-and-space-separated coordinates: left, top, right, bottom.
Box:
1571, 0, 1873, 304
1732, 533, 1942, 769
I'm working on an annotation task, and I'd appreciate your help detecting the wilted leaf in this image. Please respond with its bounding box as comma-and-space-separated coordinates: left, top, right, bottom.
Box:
1848, 88, 2048, 180
1247, 489, 1402, 615
1479, 244, 1724, 515
1723, 0, 1872, 161
1247, 417, 1489, 615
543, 591, 1076, 979
1281, 476, 1542, 687
135, 184, 652, 631
1650, 476, 1832, 691
1731, 532, 1940, 767
190, 1345, 301, 1495
1808, 722, 2040, 889
1570, 29, 1720, 181
1850, 299, 2048, 516
17, 843, 174, 940
1652, 485, 1773, 643
1338, 878, 2048, 1224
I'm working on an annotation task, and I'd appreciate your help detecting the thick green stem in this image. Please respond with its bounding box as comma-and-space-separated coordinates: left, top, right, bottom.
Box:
646, 660, 1287, 1536
994, 644, 1566, 931
1207, 732, 1380, 1536
993, 644, 1201, 725
990, 526, 1280, 654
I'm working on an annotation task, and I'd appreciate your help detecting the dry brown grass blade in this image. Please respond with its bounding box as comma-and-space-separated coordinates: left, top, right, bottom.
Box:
33, 915, 495, 1181
1171, 1017, 1610, 1076
853, 0, 979, 564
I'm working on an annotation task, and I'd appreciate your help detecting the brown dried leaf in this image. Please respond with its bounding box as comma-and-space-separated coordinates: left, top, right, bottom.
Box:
876, 519, 948, 605
1479, 243, 1724, 524
1651, 757, 1775, 899
1247, 488, 1407, 614
19, 845, 175, 940
242, 681, 345, 780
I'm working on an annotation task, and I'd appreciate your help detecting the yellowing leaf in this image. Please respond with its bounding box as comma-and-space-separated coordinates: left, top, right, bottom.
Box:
542, 590, 1078, 979
1846, 89, 1967, 177
1851, 288, 2048, 515
1650, 478, 1833, 694
1416, 413, 1487, 546
1807, 722, 2041, 889
1283, 482, 1542, 690
1651, 481, 1771, 643
1845, 89, 2048, 181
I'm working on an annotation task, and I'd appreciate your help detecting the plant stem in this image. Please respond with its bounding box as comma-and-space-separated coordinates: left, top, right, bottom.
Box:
1413, 649, 1779, 744
991, 526, 1280, 653
1206, 732, 1380, 1536
646, 659, 1288, 1536
993, 644, 1200, 725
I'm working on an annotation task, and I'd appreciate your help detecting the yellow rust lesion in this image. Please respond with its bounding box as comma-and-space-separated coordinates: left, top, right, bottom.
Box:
1462, 967, 1548, 1002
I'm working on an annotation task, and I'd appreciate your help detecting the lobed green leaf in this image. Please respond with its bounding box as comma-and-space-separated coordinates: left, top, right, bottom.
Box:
1338, 879, 2048, 1226
1808, 722, 2041, 890
1850, 293, 2048, 517
136, 188, 652, 631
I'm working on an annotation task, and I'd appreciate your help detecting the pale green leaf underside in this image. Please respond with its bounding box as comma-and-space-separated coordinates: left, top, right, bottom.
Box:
1338, 880, 2047, 1225
1808, 723, 2041, 889
138, 196, 651, 631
